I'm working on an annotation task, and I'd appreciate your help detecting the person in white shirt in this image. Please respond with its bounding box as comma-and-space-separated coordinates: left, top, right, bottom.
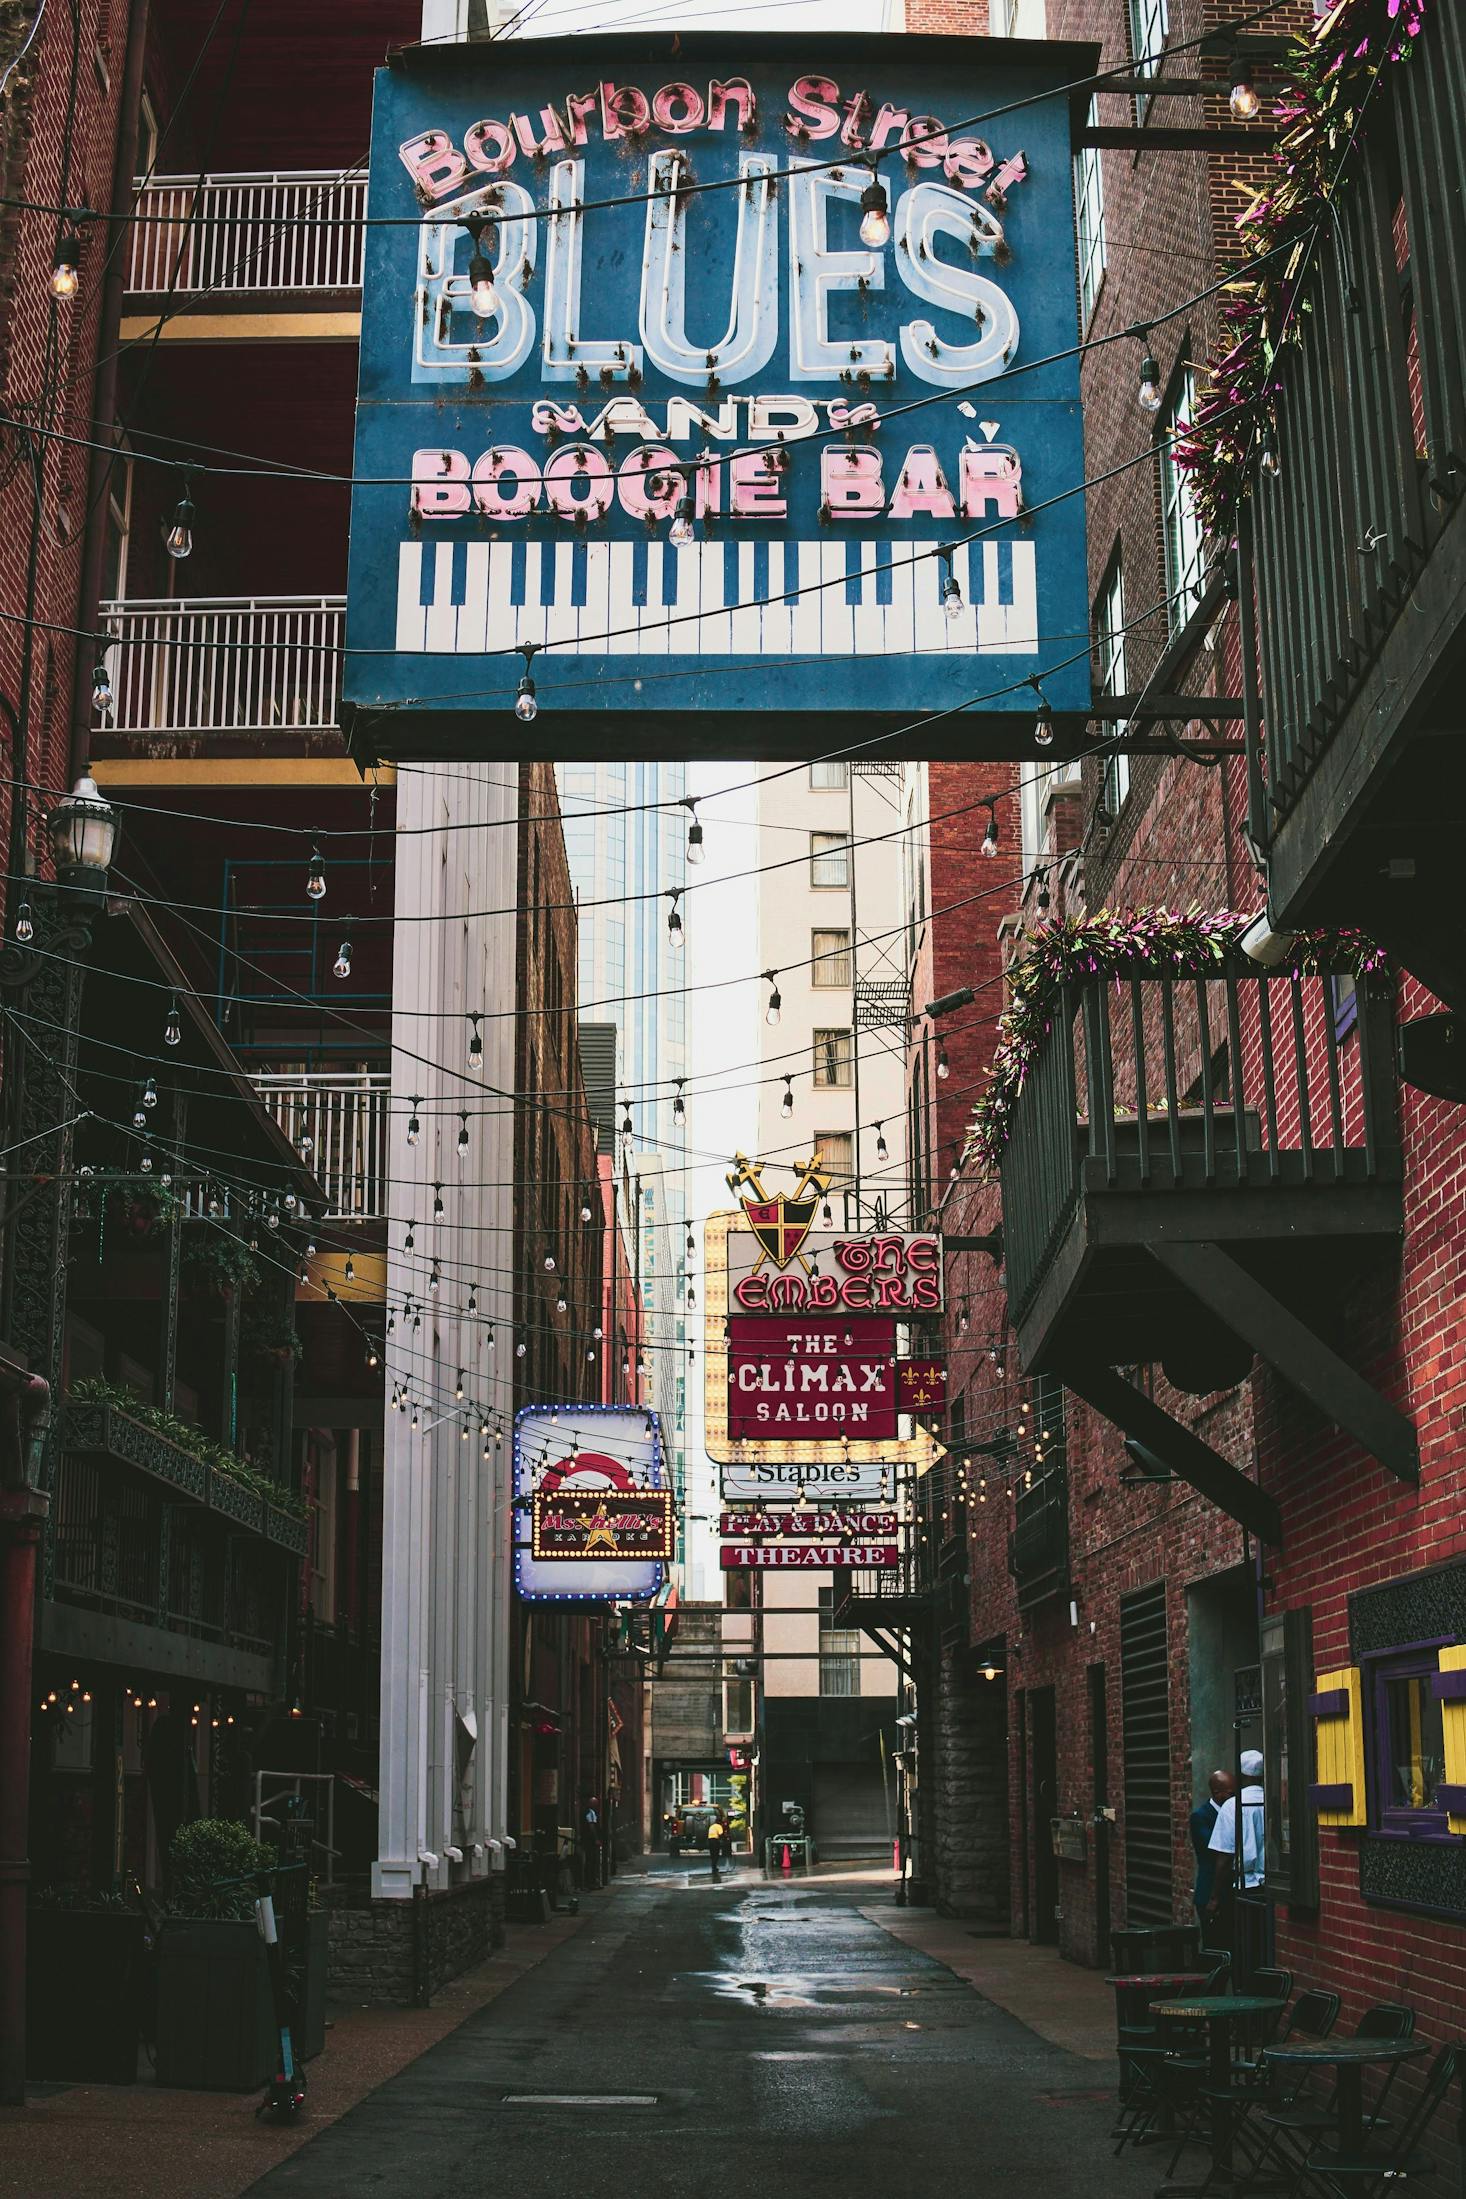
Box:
1208, 1747, 1265, 1894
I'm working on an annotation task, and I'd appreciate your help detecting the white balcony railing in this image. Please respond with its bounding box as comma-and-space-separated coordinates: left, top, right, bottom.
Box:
252, 1073, 391, 1221
99, 597, 344, 737
126, 171, 366, 297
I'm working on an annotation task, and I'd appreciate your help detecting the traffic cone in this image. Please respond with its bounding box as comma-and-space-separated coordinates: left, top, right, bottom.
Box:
780, 1842, 792, 1875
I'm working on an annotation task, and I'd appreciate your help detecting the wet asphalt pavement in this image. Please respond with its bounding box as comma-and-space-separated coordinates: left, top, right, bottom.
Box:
246, 1861, 1154, 2199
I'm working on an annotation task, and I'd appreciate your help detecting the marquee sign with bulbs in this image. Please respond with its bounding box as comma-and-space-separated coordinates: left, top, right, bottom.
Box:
514, 1405, 673, 1602
343, 32, 1094, 762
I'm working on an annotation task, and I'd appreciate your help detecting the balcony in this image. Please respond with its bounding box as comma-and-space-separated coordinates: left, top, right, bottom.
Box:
1249, 12, 1466, 1015
1000, 957, 1413, 1520
123, 170, 365, 337
98, 597, 344, 750
252, 1072, 390, 1222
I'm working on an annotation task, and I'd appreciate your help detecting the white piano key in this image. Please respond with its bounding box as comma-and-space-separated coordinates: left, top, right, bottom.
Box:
882, 542, 916, 658
729, 541, 761, 656
516, 542, 547, 652
485, 541, 515, 654
788, 541, 823, 659
912, 544, 949, 660
697, 542, 732, 655
760, 540, 793, 656
666, 538, 702, 656
949, 542, 979, 651
604, 541, 639, 655
424, 542, 458, 654
543, 541, 579, 651
1010, 540, 1039, 652
853, 540, 884, 654
639, 542, 670, 655
579, 541, 612, 654
460, 543, 490, 653
395, 543, 427, 651
818, 541, 854, 654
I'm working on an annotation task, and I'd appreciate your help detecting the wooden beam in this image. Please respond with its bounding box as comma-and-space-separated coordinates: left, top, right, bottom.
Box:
1151, 1241, 1419, 1485
1061, 1363, 1282, 1543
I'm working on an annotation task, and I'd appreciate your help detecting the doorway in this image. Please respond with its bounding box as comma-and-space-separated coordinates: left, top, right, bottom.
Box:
1028, 1686, 1059, 1946
1088, 1663, 1111, 1964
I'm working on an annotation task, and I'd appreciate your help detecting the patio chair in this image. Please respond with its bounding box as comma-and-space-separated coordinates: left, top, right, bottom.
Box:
1304, 2040, 1461, 2199
1246, 2003, 1416, 2194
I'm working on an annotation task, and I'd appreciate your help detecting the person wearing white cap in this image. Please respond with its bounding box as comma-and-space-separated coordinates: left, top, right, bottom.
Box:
1208, 1748, 1265, 1890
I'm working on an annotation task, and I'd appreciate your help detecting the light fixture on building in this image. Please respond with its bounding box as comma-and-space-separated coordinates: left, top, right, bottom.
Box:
763, 970, 782, 1027
1239, 910, 1297, 967
163, 484, 195, 559
48, 774, 118, 894
858, 169, 890, 249
51, 233, 82, 299
1228, 57, 1261, 121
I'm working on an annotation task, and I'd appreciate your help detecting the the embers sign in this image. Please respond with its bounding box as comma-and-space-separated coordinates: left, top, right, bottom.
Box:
726, 1231, 942, 1317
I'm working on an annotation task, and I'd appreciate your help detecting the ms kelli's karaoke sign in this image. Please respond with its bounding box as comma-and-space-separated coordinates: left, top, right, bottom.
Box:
343, 32, 1094, 760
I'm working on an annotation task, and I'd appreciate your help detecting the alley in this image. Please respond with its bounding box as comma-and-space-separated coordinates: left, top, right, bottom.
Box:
245, 1868, 1144, 2199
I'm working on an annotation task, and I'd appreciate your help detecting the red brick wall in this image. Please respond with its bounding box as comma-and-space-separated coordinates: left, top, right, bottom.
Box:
906, 0, 990, 31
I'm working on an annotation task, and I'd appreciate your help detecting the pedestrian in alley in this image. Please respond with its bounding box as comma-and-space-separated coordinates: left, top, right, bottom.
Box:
1207, 1749, 1267, 1973
707, 1808, 727, 1881
581, 1796, 601, 1890
1190, 1768, 1235, 1925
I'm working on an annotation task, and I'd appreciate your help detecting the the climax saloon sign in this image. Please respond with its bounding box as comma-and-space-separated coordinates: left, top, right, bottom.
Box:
343, 32, 1093, 760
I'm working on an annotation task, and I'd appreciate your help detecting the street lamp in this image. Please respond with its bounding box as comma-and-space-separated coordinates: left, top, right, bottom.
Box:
47, 774, 118, 898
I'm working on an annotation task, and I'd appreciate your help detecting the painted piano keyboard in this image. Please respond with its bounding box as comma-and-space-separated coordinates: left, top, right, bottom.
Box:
393, 537, 1038, 657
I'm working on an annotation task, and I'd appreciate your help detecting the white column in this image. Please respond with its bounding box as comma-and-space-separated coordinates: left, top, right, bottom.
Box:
374, 761, 519, 1898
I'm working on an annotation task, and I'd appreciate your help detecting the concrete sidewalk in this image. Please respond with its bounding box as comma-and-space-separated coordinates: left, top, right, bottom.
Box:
861, 1905, 1116, 2062
0, 1902, 596, 2199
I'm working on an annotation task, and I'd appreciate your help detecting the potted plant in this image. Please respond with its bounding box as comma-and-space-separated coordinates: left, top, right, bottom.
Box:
155, 1819, 277, 2092
27, 1887, 146, 2084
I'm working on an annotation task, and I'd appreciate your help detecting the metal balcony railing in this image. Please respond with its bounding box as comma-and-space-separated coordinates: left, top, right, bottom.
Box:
252, 1072, 391, 1221
1001, 960, 1400, 1335
125, 170, 366, 297
1253, 12, 1466, 827
99, 597, 344, 738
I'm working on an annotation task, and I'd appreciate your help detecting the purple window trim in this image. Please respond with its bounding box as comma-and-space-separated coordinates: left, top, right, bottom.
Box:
1363, 1640, 1461, 1847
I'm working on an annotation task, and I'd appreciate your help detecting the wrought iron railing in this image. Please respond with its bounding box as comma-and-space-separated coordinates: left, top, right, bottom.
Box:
1253, 11, 1466, 824
1001, 960, 1399, 1326
98, 597, 344, 737
252, 1071, 391, 1220
125, 170, 366, 296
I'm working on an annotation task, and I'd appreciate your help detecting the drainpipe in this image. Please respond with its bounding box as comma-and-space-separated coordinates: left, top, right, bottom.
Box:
0, 1369, 51, 2106
67, 0, 153, 782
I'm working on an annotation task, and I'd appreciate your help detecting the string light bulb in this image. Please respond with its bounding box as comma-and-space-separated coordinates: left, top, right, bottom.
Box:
1136, 335, 1163, 413
333, 935, 352, 978
13, 898, 32, 944
666, 888, 683, 948
163, 485, 195, 559
669, 491, 696, 549
345, 1253, 356, 1283
672, 1079, 686, 1123
468, 1013, 483, 1068
51, 233, 82, 299
1260, 439, 1280, 479
781, 1075, 794, 1119
305, 847, 326, 901
406, 1100, 421, 1146
937, 1041, 949, 1081
91, 660, 114, 715
458, 1111, 470, 1156
763, 971, 782, 1027
1031, 679, 1055, 749
684, 798, 704, 864
939, 546, 963, 622
875, 1122, 888, 1161
980, 803, 999, 858
1228, 57, 1261, 121
164, 997, 182, 1046
858, 171, 890, 249
514, 666, 538, 724
464, 212, 500, 318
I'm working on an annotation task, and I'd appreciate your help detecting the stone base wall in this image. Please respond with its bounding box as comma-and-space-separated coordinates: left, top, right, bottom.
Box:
327, 1874, 507, 2006
931, 1646, 1010, 1923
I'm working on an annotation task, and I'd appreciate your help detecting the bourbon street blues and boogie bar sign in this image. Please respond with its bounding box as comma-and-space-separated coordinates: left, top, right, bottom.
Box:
342, 32, 1095, 761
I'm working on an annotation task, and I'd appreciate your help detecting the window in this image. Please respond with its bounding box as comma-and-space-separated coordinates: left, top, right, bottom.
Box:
1128, 0, 1170, 113
814, 1130, 854, 1185
811, 928, 853, 987
1074, 118, 1106, 325
1159, 366, 1206, 634
1095, 551, 1131, 814
1260, 1609, 1320, 1907
1367, 1647, 1451, 1837
813, 1028, 853, 1087
809, 760, 849, 790
810, 831, 850, 889
818, 1584, 860, 1697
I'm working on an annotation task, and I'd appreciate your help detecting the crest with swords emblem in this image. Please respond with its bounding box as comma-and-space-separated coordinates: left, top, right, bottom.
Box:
726, 1150, 832, 1274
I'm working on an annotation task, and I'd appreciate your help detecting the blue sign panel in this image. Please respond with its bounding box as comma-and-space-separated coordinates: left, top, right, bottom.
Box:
344, 34, 1095, 761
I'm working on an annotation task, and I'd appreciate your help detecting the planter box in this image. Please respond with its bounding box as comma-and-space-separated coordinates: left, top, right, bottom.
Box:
266, 1503, 309, 1556
26, 1907, 145, 2084
155, 1919, 275, 2092
207, 1469, 266, 1534
62, 1398, 209, 1503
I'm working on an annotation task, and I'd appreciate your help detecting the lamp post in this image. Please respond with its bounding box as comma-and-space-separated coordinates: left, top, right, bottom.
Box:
0, 774, 116, 2107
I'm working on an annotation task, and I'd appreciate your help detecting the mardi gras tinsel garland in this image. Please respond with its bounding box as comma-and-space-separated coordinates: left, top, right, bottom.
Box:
1172, 0, 1428, 542
963, 907, 1385, 1179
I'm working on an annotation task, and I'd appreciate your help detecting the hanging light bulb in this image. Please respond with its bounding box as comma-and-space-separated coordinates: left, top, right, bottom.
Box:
1260, 439, 1280, 479
669, 491, 696, 549
1137, 337, 1163, 413
163, 486, 195, 559
672, 1079, 686, 1124
875, 1122, 888, 1161
404, 1222, 416, 1250
366, 1341, 379, 1368
980, 805, 999, 858
781, 1075, 794, 1119
685, 1281, 696, 1309
1228, 57, 1261, 122
514, 668, 538, 723
620, 1098, 634, 1157
764, 971, 782, 1027
50, 233, 82, 299
299, 1129, 314, 1158
433, 1182, 444, 1218
858, 172, 890, 249
1037, 871, 1052, 914
821, 1198, 833, 1225
468, 1013, 483, 1068
515, 1339, 526, 1358
937, 1041, 950, 1081
333, 935, 352, 979
142, 1075, 158, 1110
464, 212, 500, 317
556, 1289, 567, 1313
940, 548, 963, 622
91, 659, 114, 715
345, 1253, 356, 1283
14, 897, 33, 944
469, 1285, 479, 1313
666, 889, 683, 949
305, 847, 326, 901
455, 1369, 465, 1400
429, 1261, 441, 1294
580, 1198, 593, 1223
684, 799, 704, 865
686, 1229, 695, 1257
544, 1253, 556, 1272
133, 1104, 147, 1130
164, 996, 182, 1047
458, 1111, 470, 1156
1032, 681, 1055, 749
407, 1099, 421, 1146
